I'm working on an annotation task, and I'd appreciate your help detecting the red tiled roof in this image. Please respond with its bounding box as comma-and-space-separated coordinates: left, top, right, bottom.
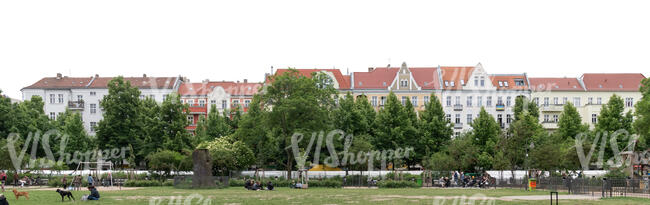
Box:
581, 73, 646, 91
529, 77, 584, 91
440, 67, 475, 90
273, 69, 351, 89
88, 76, 178, 89
353, 67, 399, 89
23, 77, 93, 89
490, 75, 529, 90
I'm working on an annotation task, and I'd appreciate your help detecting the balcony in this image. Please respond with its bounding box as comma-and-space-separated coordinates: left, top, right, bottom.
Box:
454, 123, 463, 129
453, 104, 463, 111
495, 103, 505, 111
67, 100, 84, 110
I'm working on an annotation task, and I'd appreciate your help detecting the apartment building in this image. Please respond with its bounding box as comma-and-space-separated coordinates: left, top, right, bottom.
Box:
178, 79, 261, 131
439, 63, 531, 136
21, 73, 182, 134
530, 73, 645, 131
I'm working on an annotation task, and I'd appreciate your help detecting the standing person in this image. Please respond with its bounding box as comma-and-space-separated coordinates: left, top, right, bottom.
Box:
87, 174, 94, 186
62, 175, 68, 189
0, 171, 6, 192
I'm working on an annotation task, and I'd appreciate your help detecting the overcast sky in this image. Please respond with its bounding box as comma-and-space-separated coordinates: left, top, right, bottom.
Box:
1, 0, 649, 99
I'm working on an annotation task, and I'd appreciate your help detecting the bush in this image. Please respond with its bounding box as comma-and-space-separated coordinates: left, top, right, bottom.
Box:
124, 180, 163, 187
377, 180, 420, 188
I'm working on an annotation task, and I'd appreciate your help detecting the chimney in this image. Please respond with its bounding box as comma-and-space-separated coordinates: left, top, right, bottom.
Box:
56, 73, 62, 79
143, 74, 147, 78
368, 67, 374, 72
244, 79, 248, 83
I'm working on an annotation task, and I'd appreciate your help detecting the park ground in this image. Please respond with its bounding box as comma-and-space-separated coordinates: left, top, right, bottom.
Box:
1, 186, 648, 205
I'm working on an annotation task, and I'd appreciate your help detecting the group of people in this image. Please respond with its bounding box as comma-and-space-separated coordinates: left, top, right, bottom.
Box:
244, 179, 274, 191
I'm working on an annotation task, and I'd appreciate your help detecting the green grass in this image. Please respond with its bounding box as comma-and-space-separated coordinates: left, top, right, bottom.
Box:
0, 187, 647, 204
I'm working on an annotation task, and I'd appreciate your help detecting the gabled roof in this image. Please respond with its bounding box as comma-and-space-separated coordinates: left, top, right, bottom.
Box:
353, 67, 400, 89
89, 76, 178, 89
440, 67, 475, 90
22, 77, 93, 90
490, 74, 529, 91
529, 77, 584, 91
409, 67, 441, 90
272, 69, 351, 89
580, 73, 646, 91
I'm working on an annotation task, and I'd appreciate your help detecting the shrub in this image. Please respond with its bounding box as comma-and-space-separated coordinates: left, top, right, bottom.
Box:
377, 180, 420, 188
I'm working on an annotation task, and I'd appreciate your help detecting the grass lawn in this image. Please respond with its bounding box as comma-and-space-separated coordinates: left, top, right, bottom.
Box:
0, 187, 647, 204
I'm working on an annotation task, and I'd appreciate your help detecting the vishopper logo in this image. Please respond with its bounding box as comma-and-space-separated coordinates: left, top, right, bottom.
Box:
575, 129, 639, 170
4, 129, 129, 170
431, 194, 496, 205
148, 193, 212, 205
290, 130, 414, 171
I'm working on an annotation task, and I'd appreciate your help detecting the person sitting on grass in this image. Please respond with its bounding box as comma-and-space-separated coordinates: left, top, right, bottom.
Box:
266, 181, 274, 191
87, 186, 100, 200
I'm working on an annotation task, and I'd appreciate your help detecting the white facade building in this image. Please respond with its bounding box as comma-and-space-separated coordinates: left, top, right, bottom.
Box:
22, 73, 182, 134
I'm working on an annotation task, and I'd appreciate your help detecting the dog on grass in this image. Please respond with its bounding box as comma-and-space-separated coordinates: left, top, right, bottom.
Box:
56, 189, 75, 202
12, 189, 29, 200
0, 194, 9, 205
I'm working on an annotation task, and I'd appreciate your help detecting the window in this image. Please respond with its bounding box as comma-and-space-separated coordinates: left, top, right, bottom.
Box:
400, 80, 408, 87
90, 91, 96, 96
506, 114, 512, 124
245, 100, 251, 108
544, 114, 550, 122
562, 97, 568, 105
77, 95, 83, 101
149, 94, 155, 100
187, 115, 194, 125
50, 94, 55, 104
625, 98, 634, 107
49, 112, 56, 120
573, 97, 581, 106
446, 96, 452, 107
381, 96, 386, 106
487, 96, 492, 107
497, 96, 503, 105
597, 97, 602, 105
90, 104, 97, 114
90, 122, 97, 132
455, 114, 461, 124
412, 96, 418, 106
588, 97, 593, 105
543, 97, 549, 106
467, 96, 473, 107
401, 96, 407, 105
455, 96, 461, 105
199, 100, 205, 107
533, 97, 539, 106
592, 114, 598, 124
477, 96, 483, 107
514, 79, 525, 86
467, 114, 473, 124
371, 96, 378, 107
446, 114, 451, 122
163, 94, 169, 101
424, 96, 429, 105
222, 100, 227, 109
506, 96, 512, 107
58, 94, 63, 103
553, 115, 559, 123
553, 97, 559, 105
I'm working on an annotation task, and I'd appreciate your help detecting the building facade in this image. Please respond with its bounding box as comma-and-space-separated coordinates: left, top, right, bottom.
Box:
21, 73, 182, 134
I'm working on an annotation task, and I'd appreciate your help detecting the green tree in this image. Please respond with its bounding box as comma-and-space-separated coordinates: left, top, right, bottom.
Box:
96, 76, 144, 166
635, 78, 650, 149
262, 69, 336, 178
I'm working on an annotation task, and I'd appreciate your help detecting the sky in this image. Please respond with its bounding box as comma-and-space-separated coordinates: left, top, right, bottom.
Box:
1, 0, 649, 99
